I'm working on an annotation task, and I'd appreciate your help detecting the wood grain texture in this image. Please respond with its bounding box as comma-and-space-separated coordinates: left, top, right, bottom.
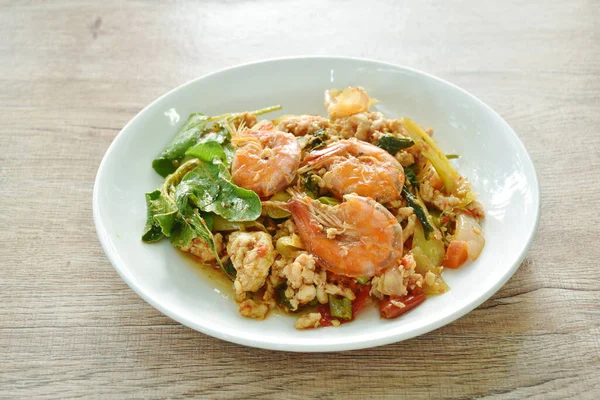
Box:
1, 0, 599, 398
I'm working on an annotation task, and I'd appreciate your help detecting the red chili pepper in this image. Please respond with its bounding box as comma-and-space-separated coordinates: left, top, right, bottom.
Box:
352, 285, 371, 317
317, 304, 333, 327
379, 292, 426, 319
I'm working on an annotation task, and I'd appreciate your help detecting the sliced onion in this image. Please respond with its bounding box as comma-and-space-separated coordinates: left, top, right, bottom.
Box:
454, 213, 485, 260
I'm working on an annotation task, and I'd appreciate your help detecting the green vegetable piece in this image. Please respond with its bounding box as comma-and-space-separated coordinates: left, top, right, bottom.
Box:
276, 235, 304, 258
376, 135, 414, 155
445, 154, 460, 160
212, 215, 267, 232
355, 277, 370, 285
175, 158, 261, 222
276, 283, 293, 309
143, 159, 222, 267
429, 209, 442, 228
401, 118, 459, 193
142, 189, 177, 243
402, 186, 434, 239
198, 124, 230, 144
403, 165, 419, 186
329, 295, 352, 320
152, 113, 209, 177
185, 141, 227, 164
170, 210, 214, 250
412, 220, 445, 267
223, 259, 237, 277
222, 142, 235, 166
317, 196, 341, 206
306, 129, 328, 151
303, 174, 320, 199
411, 247, 449, 294
265, 191, 292, 219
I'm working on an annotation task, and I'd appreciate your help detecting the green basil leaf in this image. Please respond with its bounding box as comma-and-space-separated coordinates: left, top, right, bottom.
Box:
377, 135, 414, 155
404, 165, 419, 186
142, 189, 177, 242
169, 211, 216, 253
185, 141, 227, 164
175, 159, 261, 222
152, 113, 209, 177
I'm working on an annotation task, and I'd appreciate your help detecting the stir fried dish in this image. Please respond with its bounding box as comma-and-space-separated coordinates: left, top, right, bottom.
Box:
142, 87, 485, 329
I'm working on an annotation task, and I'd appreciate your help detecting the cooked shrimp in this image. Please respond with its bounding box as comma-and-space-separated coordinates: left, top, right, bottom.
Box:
231, 128, 301, 197
325, 87, 376, 118
299, 138, 405, 203
288, 194, 403, 277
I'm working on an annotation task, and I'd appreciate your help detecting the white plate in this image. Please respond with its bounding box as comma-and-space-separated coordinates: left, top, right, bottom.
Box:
93, 57, 540, 352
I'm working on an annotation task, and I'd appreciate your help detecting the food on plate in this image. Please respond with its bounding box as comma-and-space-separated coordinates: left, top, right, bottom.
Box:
142, 87, 485, 329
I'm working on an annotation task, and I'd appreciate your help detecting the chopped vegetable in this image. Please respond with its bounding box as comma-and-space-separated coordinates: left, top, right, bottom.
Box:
329, 295, 353, 320
379, 292, 426, 319
404, 165, 419, 186
302, 174, 320, 199
443, 240, 469, 269
376, 135, 414, 155
276, 283, 293, 310
417, 161, 443, 191
355, 277, 370, 285
305, 129, 328, 151
276, 235, 304, 258
412, 220, 445, 267
211, 215, 266, 232
317, 196, 341, 206
352, 285, 371, 316
445, 154, 460, 159
454, 212, 485, 261
401, 117, 460, 194
316, 303, 334, 327
412, 247, 450, 295
402, 186, 435, 239
223, 259, 237, 277
265, 191, 292, 219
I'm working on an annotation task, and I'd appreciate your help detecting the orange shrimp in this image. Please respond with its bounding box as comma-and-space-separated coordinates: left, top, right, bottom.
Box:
231, 128, 301, 197
300, 138, 405, 203
288, 194, 403, 277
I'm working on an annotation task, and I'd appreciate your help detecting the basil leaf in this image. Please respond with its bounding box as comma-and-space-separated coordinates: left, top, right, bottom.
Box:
152, 113, 209, 177
404, 165, 419, 186
185, 141, 227, 164
402, 186, 434, 239
223, 259, 237, 277
377, 135, 414, 155
142, 190, 177, 242
175, 159, 261, 222
302, 174, 320, 199
223, 142, 235, 166
198, 124, 230, 145
306, 129, 328, 151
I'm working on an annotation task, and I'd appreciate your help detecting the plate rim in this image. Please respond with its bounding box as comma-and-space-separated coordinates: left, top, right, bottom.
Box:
93, 56, 542, 352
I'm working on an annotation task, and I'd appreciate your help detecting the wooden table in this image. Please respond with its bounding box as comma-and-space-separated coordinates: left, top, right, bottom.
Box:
2, 1, 599, 398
